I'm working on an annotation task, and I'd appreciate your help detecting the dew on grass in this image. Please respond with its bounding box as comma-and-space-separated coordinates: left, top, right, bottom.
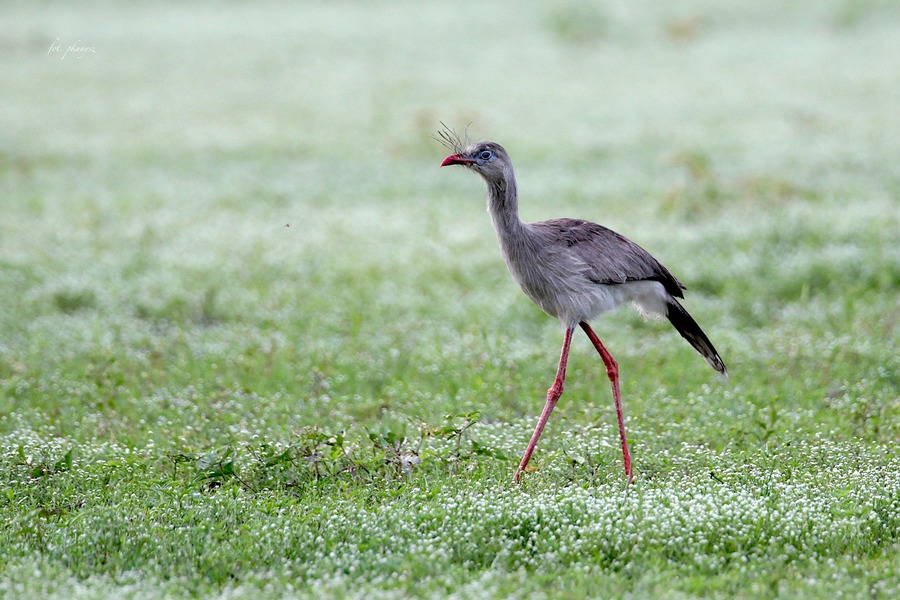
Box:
2, 1, 899, 597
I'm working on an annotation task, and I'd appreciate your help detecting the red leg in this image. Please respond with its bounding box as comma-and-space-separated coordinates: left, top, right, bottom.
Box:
514, 326, 574, 482
580, 322, 634, 482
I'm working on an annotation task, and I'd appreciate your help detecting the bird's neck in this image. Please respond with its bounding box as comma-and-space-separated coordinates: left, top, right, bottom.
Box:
486, 168, 523, 238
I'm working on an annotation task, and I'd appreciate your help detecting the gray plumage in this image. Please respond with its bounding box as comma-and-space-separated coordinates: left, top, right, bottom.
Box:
439, 128, 728, 481
439, 134, 726, 376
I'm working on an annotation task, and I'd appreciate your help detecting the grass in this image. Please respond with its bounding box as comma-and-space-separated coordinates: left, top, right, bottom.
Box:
1, 0, 899, 597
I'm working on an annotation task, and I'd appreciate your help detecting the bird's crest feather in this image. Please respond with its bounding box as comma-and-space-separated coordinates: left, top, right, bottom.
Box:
433, 122, 471, 155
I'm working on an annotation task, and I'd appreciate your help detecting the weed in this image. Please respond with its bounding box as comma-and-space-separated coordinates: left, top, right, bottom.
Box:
1, 1, 898, 597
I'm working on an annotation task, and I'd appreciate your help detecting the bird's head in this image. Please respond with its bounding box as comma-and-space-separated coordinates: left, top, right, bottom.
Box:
435, 124, 511, 186
440, 142, 509, 180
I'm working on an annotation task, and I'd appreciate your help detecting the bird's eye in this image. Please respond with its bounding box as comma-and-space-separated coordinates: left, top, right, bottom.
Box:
478, 150, 494, 161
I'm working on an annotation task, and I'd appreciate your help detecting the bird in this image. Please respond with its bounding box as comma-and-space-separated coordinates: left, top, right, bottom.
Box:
437, 126, 727, 483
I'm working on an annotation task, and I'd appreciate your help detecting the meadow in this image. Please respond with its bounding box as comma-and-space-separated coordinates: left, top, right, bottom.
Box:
1, 1, 898, 598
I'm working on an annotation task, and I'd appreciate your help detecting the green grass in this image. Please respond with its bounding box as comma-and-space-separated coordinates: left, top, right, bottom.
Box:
2, 1, 899, 598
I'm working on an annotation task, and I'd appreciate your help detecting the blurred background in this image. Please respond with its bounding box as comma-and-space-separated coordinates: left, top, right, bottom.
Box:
1, 0, 897, 442
1, 2, 899, 596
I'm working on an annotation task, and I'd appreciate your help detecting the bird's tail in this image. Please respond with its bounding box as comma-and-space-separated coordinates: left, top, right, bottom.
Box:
665, 299, 728, 377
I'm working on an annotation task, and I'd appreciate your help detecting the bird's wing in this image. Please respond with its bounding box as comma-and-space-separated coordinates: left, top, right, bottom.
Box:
533, 218, 686, 299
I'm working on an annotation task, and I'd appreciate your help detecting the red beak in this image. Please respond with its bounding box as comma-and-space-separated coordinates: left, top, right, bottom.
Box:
440, 154, 474, 167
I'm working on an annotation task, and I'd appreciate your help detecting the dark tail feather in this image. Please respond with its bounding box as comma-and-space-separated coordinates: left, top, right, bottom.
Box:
665, 299, 728, 377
